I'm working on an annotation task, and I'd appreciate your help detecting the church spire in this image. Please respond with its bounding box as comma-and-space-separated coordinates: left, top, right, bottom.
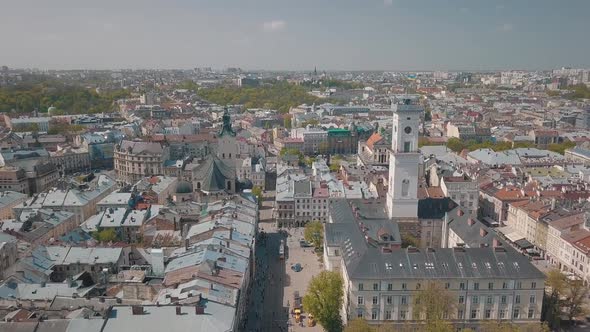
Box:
219, 108, 236, 137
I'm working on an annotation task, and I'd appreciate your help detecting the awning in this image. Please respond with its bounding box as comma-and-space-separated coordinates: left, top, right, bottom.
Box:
497, 225, 525, 243
514, 238, 534, 249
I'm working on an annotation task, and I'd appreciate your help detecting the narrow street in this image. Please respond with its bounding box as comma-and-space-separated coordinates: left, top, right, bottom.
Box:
245, 191, 324, 332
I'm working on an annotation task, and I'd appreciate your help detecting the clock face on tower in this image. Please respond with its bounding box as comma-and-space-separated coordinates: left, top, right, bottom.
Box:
404, 126, 412, 134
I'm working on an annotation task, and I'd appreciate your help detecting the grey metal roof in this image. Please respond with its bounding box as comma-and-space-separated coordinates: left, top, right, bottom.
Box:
346, 246, 544, 281
293, 180, 311, 197
327, 199, 543, 281
445, 206, 502, 248
192, 156, 235, 193
102, 303, 235, 332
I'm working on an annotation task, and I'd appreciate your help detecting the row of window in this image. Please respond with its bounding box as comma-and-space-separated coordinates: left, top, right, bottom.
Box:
296, 211, 326, 216
358, 281, 536, 291
357, 294, 535, 306
295, 199, 327, 204
296, 205, 327, 210
358, 308, 535, 321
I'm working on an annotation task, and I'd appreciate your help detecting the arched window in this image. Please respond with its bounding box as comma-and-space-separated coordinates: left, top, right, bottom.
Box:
227, 181, 232, 191
401, 179, 410, 197
196, 182, 201, 190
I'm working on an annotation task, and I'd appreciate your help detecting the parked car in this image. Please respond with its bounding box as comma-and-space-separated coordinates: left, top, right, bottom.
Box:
291, 263, 302, 272
299, 239, 312, 247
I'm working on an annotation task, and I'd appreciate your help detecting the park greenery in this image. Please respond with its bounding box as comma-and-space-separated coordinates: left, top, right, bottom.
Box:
303, 271, 344, 332
548, 141, 577, 155
195, 81, 326, 113
301, 79, 364, 90
304, 221, 324, 250
562, 84, 590, 100
0, 79, 129, 114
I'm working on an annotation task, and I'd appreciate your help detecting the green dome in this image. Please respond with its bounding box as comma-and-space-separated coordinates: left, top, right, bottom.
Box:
176, 181, 193, 194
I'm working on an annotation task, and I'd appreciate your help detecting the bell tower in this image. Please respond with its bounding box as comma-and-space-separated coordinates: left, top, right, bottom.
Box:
386, 97, 422, 219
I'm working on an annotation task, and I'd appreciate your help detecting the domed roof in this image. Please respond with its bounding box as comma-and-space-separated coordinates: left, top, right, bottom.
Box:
176, 181, 193, 194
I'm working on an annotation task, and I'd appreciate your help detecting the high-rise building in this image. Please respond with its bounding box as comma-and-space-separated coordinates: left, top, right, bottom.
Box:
386, 97, 422, 219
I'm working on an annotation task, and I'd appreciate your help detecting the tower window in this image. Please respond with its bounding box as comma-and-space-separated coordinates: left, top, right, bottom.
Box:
402, 179, 410, 197
404, 141, 411, 152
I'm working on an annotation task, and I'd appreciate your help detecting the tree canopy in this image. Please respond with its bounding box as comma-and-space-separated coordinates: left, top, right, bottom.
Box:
93, 228, 118, 242
251, 186, 263, 208
302, 271, 344, 332
548, 141, 576, 155
446, 137, 536, 153
0, 79, 129, 114
412, 281, 456, 332
543, 269, 590, 328
302, 79, 364, 90
304, 221, 324, 249
196, 81, 326, 113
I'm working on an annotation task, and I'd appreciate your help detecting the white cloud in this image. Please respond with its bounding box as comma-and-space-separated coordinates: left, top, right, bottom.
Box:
263, 20, 286, 32
499, 23, 513, 32
384, 0, 393, 6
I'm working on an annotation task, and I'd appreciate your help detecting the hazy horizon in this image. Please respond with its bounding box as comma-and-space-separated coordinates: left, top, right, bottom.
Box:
2, 0, 589, 71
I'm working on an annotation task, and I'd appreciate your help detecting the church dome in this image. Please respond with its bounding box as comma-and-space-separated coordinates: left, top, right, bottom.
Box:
176, 181, 193, 194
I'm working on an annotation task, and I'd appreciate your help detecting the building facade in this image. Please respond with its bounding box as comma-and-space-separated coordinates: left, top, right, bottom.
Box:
114, 141, 169, 185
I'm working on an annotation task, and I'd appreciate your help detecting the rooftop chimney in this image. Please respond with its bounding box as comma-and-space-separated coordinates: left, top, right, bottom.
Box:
467, 218, 475, 226
195, 306, 205, 315
131, 305, 144, 315
492, 238, 501, 248
458, 209, 464, 217
480, 228, 488, 237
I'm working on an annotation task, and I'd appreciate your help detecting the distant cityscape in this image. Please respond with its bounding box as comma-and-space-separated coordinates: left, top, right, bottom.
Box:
0, 64, 589, 332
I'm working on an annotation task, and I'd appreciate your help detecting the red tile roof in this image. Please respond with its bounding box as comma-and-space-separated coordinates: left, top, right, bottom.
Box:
366, 133, 384, 150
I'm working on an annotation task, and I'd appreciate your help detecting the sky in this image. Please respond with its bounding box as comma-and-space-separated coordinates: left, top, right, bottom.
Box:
1, 0, 589, 71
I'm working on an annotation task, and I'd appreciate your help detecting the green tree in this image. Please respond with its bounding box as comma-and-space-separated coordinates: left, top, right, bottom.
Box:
301, 118, 320, 127
344, 319, 373, 332
548, 141, 576, 155
546, 269, 567, 295
13, 123, 40, 133
446, 137, 466, 153
401, 234, 420, 248
543, 269, 566, 329
93, 228, 118, 242
47, 120, 85, 135
304, 156, 317, 167
302, 271, 344, 332
319, 141, 329, 155
251, 186, 263, 208
284, 116, 292, 129
563, 278, 589, 322
412, 281, 456, 332
304, 221, 324, 249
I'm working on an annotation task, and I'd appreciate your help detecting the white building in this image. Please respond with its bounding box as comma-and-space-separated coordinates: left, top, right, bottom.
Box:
386, 98, 421, 219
